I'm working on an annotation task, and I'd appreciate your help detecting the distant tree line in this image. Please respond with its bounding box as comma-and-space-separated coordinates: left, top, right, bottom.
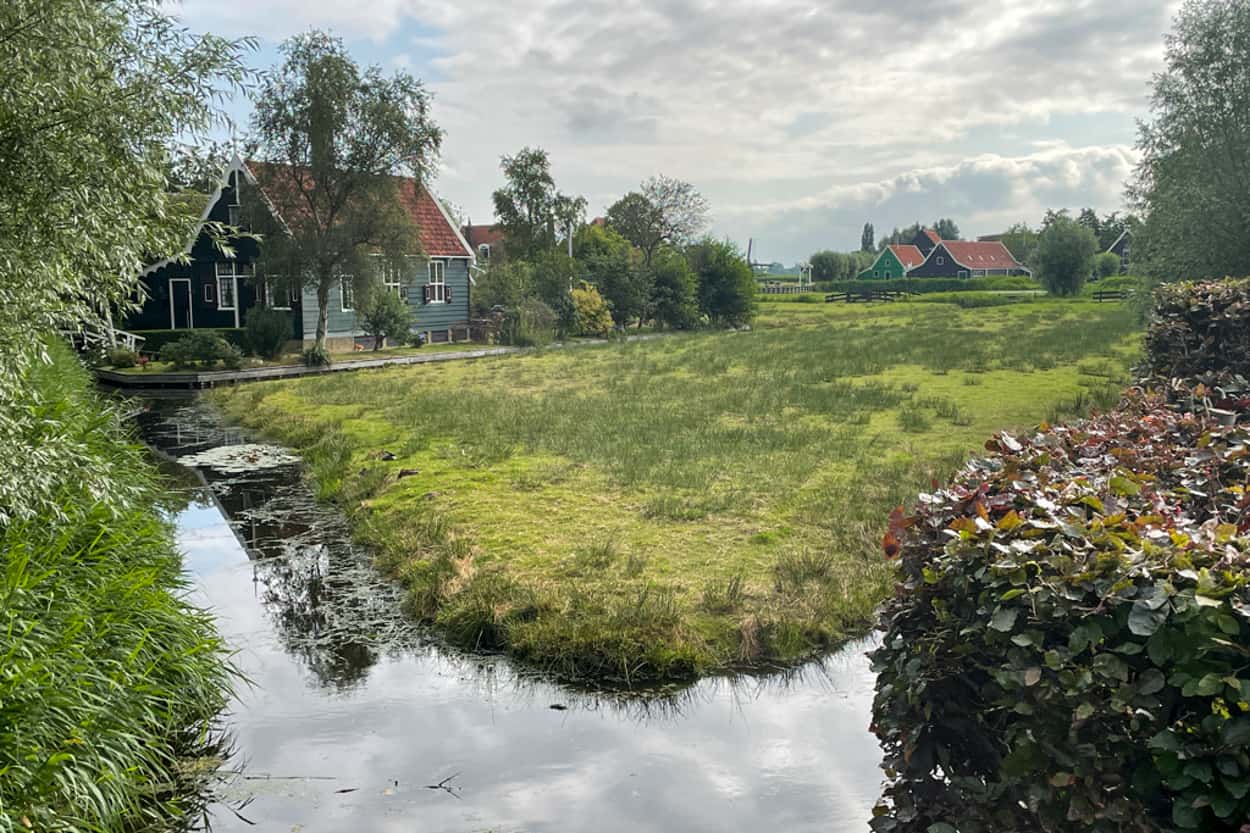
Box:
474, 150, 756, 343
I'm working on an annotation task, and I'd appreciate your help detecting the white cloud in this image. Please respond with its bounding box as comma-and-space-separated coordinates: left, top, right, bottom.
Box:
172, 0, 1178, 259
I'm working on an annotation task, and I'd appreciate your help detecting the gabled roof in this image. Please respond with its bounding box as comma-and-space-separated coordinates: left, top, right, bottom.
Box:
142, 155, 472, 275
937, 240, 1026, 271
888, 244, 925, 269
1105, 229, 1130, 254
247, 159, 473, 259
462, 223, 505, 249
922, 228, 942, 245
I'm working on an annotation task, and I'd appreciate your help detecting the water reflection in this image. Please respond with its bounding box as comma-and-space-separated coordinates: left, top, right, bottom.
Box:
138, 400, 883, 832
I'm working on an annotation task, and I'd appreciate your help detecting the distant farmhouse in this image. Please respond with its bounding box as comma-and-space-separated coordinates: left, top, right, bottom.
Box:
128, 156, 475, 349
1105, 229, 1132, 274
858, 228, 1031, 280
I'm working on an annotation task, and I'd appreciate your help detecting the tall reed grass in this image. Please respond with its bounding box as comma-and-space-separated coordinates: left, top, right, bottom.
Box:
1, 341, 230, 829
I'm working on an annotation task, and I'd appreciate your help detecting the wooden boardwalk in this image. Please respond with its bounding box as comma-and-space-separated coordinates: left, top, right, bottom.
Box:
96, 334, 667, 390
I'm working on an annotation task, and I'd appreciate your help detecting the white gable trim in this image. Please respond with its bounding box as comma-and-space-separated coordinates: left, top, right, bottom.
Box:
1105, 229, 1128, 254
426, 187, 477, 265
140, 154, 289, 277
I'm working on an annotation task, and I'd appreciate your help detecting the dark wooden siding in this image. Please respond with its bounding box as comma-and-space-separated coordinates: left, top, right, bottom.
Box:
907, 244, 962, 277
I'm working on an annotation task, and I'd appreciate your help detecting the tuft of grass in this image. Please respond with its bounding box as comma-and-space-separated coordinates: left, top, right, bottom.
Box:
2, 341, 231, 829
216, 298, 1144, 684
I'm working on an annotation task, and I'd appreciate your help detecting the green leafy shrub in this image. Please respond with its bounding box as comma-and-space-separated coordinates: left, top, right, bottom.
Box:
106, 345, 140, 367
244, 306, 292, 359
872, 388, 1250, 832
917, 291, 1032, 308
1095, 251, 1123, 279
571, 281, 613, 337
815, 276, 1039, 295
159, 331, 241, 370
359, 282, 413, 350
132, 328, 245, 355
1147, 278, 1250, 380
302, 344, 331, 367
502, 298, 557, 347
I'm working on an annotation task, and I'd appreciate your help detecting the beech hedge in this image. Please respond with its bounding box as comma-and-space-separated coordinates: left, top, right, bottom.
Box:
1147, 278, 1250, 381
871, 279, 1250, 832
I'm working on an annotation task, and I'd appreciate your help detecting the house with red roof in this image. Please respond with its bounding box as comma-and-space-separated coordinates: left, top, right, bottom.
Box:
857, 244, 927, 279
127, 156, 475, 348
906, 237, 1031, 278
462, 223, 506, 264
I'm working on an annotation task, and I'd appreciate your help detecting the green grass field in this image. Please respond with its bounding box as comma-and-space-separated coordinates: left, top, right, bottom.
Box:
215, 298, 1143, 685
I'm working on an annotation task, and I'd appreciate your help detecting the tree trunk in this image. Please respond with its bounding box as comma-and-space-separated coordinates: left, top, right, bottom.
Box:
316, 281, 330, 353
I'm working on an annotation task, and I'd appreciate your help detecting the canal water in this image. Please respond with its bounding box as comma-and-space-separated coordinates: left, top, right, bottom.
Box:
137, 400, 883, 832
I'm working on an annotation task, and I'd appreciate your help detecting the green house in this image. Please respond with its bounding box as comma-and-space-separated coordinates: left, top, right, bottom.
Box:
857, 244, 925, 279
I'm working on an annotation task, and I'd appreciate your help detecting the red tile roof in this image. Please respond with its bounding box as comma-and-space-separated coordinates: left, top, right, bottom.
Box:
888, 244, 925, 269
462, 223, 505, 249
940, 240, 1024, 270
245, 161, 471, 258
923, 228, 942, 245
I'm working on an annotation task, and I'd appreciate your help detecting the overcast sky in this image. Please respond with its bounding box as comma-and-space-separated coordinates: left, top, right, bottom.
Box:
175, 0, 1179, 264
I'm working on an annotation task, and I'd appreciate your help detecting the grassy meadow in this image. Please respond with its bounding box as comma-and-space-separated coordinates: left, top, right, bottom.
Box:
215, 297, 1143, 684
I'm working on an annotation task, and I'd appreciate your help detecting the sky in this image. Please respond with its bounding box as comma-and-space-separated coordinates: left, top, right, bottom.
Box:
173, 0, 1180, 264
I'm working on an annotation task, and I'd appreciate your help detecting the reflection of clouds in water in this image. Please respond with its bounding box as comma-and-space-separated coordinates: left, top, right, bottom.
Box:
141, 400, 882, 832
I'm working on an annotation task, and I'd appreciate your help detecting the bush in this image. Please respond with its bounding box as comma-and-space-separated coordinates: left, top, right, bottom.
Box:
302, 344, 331, 367
159, 331, 241, 370
917, 291, 1032, 308
872, 280, 1250, 832
1036, 215, 1098, 296
244, 307, 292, 359
815, 276, 1040, 295
571, 281, 613, 337
1147, 278, 1250, 380
1095, 251, 1123, 279
502, 298, 557, 347
359, 283, 413, 350
132, 328, 245, 355
106, 345, 140, 367
689, 237, 756, 326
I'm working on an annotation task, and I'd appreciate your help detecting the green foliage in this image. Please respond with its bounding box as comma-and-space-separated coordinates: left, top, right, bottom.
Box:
571, 281, 613, 337
689, 237, 757, 326
1130, 0, 1250, 283
1036, 215, 1098, 296
1, 342, 230, 828
106, 346, 140, 368
1147, 278, 1250, 379
503, 298, 558, 347
159, 331, 243, 369
491, 147, 585, 260
817, 276, 1040, 295
809, 250, 863, 282
244, 306, 292, 359
997, 222, 1040, 266
248, 30, 442, 351
0, 0, 252, 389
918, 291, 1032, 308
649, 248, 700, 329
1095, 250, 1124, 279
471, 260, 533, 316
302, 344, 331, 367
605, 175, 709, 265
581, 225, 648, 327
861, 222, 875, 253
872, 387, 1250, 833
131, 328, 246, 354
358, 282, 413, 350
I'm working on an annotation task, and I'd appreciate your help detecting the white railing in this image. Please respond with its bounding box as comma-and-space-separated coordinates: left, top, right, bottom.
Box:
65, 324, 146, 353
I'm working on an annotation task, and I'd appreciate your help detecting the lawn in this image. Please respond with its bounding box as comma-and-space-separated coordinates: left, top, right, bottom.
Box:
214, 298, 1143, 685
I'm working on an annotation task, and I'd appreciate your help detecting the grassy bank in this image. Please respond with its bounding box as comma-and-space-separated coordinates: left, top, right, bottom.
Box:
215, 299, 1142, 685
1, 342, 230, 829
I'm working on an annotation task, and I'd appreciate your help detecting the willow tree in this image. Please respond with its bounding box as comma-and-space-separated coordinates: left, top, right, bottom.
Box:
0, 0, 250, 383
1130, 0, 1250, 281
247, 31, 443, 353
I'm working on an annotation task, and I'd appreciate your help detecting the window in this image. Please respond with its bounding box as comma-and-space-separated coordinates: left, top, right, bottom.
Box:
478, 243, 491, 262
873, 270, 879, 278
262, 277, 292, 310
936, 256, 944, 266
203, 283, 214, 303
228, 204, 241, 226
383, 265, 403, 298
340, 277, 356, 311
214, 261, 250, 310
427, 260, 446, 303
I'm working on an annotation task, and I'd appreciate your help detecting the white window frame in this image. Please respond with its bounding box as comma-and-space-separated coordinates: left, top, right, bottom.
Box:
340, 276, 356, 312
203, 283, 214, 304
215, 262, 245, 311
478, 243, 491, 261
936, 256, 944, 266
428, 260, 446, 303
262, 276, 292, 311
